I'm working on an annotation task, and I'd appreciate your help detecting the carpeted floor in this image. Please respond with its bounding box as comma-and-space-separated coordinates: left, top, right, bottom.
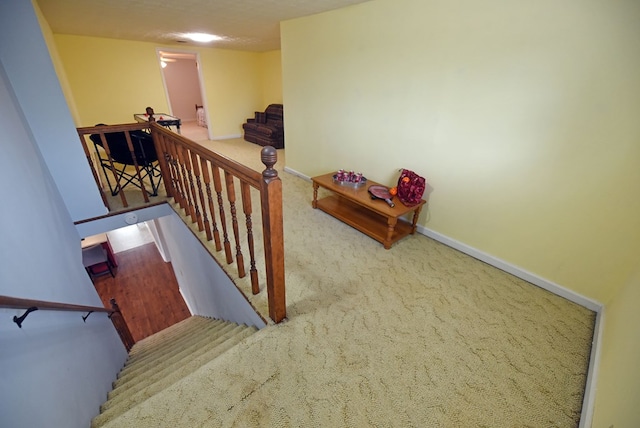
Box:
100, 136, 596, 427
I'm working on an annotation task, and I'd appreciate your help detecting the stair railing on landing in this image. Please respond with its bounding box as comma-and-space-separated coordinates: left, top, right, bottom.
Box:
0, 295, 135, 351
150, 123, 286, 323
76, 123, 286, 324
76, 122, 158, 210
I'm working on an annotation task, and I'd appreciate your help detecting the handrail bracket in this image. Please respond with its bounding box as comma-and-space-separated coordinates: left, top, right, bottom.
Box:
13, 306, 38, 328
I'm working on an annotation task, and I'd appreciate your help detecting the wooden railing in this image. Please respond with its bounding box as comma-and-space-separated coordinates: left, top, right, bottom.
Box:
0, 295, 135, 351
76, 122, 160, 209
76, 123, 286, 323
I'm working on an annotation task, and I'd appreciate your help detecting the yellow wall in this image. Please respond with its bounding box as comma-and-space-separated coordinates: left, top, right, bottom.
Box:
52, 35, 279, 137
54, 35, 170, 126
31, 1, 80, 125
281, 0, 640, 424
198, 48, 263, 137
592, 270, 640, 427
281, 0, 640, 305
259, 50, 283, 106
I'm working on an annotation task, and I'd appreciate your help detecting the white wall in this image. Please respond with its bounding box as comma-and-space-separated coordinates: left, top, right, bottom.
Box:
156, 213, 266, 329
0, 0, 106, 222
162, 57, 202, 122
0, 60, 127, 427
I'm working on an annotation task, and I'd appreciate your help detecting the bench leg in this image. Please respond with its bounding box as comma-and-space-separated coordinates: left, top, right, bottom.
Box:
411, 205, 424, 234
312, 182, 319, 209
384, 217, 397, 249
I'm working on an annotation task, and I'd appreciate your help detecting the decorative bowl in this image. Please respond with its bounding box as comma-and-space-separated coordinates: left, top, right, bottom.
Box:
332, 174, 367, 188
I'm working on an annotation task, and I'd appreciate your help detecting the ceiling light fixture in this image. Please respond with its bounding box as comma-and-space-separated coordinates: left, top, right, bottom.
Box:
183, 33, 221, 43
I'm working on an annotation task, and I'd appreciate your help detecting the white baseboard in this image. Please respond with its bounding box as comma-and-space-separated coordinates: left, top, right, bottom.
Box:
418, 226, 602, 428
286, 165, 600, 310
283, 166, 310, 181
210, 133, 241, 140
287, 165, 602, 425
179, 287, 195, 316
579, 308, 603, 428
285, 165, 602, 426
417, 225, 602, 312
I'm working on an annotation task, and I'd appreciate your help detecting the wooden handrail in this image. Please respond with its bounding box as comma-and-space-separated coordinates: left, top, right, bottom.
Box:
148, 123, 263, 188
0, 295, 113, 313
76, 122, 287, 324
77, 122, 158, 209
150, 124, 286, 323
0, 295, 135, 351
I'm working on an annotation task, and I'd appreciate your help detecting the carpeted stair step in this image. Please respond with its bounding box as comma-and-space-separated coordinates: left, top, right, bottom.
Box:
91, 320, 256, 428
110, 321, 237, 394
117, 318, 226, 378
126, 316, 213, 360
93, 324, 256, 428
106, 322, 242, 405
123, 318, 212, 365
116, 320, 224, 383
129, 316, 208, 355
116, 318, 227, 381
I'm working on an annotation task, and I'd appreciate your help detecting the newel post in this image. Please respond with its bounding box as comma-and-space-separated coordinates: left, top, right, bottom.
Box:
260, 146, 286, 323
109, 298, 135, 351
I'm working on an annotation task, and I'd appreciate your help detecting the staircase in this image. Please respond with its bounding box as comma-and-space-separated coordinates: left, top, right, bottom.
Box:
92, 316, 258, 428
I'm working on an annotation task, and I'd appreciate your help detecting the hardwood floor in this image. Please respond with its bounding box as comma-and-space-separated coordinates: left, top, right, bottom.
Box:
92, 241, 191, 342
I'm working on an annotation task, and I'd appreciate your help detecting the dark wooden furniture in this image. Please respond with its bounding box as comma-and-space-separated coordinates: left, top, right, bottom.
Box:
312, 172, 426, 249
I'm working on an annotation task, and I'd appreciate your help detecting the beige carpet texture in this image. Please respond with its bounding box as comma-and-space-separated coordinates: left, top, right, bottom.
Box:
101, 137, 596, 427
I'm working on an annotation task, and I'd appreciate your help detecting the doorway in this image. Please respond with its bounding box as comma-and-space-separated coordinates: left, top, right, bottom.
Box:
157, 50, 210, 140
89, 222, 191, 341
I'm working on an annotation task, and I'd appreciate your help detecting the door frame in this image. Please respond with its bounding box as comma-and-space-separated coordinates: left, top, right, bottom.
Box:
156, 48, 211, 139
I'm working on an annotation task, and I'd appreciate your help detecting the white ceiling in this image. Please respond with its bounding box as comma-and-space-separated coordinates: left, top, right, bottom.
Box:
36, 0, 373, 52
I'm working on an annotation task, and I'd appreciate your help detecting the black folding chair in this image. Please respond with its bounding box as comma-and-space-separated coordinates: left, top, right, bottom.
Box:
90, 126, 162, 196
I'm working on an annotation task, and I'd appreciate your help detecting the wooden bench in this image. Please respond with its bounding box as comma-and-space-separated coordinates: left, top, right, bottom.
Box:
312, 172, 426, 249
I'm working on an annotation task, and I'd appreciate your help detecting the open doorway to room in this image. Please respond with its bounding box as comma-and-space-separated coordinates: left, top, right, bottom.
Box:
157, 50, 210, 141
86, 222, 191, 342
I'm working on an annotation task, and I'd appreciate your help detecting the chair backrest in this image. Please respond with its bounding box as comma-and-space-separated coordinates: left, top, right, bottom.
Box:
90, 127, 158, 165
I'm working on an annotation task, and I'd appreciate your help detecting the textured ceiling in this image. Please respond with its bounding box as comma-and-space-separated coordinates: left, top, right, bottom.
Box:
36, 0, 373, 52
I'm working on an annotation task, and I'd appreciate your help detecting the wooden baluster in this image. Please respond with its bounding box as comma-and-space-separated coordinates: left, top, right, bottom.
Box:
187, 151, 205, 232
200, 157, 222, 250
225, 172, 245, 278
191, 152, 212, 240
98, 133, 129, 208
176, 145, 197, 223
212, 165, 233, 264
150, 129, 174, 199
165, 137, 187, 209
260, 146, 286, 322
241, 181, 259, 294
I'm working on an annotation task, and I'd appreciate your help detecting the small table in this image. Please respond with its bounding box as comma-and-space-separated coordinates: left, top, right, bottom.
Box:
312, 172, 426, 249
134, 113, 181, 134
81, 233, 118, 268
